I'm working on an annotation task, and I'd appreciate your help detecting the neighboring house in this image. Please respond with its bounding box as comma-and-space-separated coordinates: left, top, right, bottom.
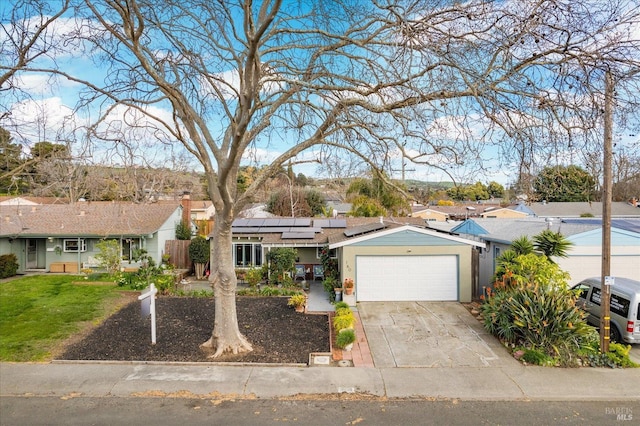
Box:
555, 219, 640, 285
181, 195, 215, 236
0, 196, 68, 205
226, 216, 484, 303
452, 218, 640, 289
0, 201, 183, 274
190, 200, 215, 221
416, 203, 506, 221
525, 201, 640, 218
411, 206, 449, 222
479, 207, 528, 219
326, 201, 351, 217
0, 197, 39, 206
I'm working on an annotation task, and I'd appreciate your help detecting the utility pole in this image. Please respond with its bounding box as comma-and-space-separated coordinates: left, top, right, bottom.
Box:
391, 142, 415, 183
600, 70, 613, 354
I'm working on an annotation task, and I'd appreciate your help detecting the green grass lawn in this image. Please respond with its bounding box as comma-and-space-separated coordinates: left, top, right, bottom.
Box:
0, 275, 126, 362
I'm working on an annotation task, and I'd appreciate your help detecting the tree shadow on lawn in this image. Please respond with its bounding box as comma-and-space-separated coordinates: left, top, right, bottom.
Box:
60, 297, 330, 364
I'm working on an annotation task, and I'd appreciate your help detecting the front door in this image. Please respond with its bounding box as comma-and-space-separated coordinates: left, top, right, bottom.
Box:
26, 239, 46, 269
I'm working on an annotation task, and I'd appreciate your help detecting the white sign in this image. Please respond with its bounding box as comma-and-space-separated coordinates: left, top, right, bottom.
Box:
138, 283, 158, 344
605, 276, 615, 286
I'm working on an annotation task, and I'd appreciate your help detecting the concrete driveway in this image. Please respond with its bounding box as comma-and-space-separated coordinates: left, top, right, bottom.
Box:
357, 302, 518, 368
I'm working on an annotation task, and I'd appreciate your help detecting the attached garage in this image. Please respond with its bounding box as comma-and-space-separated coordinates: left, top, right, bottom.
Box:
330, 224, 484, 303
356, 255, 458, 301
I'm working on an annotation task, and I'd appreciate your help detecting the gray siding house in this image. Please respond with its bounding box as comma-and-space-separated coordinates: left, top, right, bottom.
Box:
0, 201, 183, 274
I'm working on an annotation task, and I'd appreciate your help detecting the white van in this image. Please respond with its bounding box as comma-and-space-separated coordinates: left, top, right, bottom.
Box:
572, 277, 640, 344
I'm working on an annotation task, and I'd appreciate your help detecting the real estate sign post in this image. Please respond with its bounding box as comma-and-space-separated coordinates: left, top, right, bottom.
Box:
139, 284, 158, 345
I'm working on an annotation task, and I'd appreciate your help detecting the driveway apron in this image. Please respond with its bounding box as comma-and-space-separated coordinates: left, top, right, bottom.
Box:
358, 301, 517, 368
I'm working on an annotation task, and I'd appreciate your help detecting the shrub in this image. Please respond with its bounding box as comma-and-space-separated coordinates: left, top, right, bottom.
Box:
481, 254, 591, 358
319, 245, 338, 280
188, 236, 210, 264
0, 254, 19, 278
259, 286, 281, 296
333, 311, 355, 332
175, 220, 192, 240
334, 301, 350, 310
266, 247, 297, 286
245, 266, 263, 287
335, 307, 352, 317
323, 277, 338, 302
94, 239, 121, 275
521, 348, 554, 366
606, 343, 639, 368
336, 329, 356, 348
287, 294, 306, 309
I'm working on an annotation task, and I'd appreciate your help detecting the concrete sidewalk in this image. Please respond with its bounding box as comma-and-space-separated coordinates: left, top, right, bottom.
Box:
1, 361, 639, 401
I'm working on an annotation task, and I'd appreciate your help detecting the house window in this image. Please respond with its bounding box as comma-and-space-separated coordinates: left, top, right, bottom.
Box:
233, 243, 262, 267
493, 245, 501, 273
63, 239, 87, 252
316, 247, 337, 259
122, 238, 141, 261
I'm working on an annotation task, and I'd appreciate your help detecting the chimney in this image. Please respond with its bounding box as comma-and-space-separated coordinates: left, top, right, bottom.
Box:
182, 191, 192, 225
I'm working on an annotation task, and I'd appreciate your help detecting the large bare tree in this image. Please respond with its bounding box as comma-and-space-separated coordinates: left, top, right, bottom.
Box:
0, 0, 70, 99
5, 0, 639, 356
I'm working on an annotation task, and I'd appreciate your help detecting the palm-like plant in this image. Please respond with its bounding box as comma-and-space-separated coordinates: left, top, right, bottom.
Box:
510, 236, 534, 256
533, 230, 573, 261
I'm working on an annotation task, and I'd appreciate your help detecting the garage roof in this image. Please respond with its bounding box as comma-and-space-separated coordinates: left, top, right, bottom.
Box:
329, 224, 485, 249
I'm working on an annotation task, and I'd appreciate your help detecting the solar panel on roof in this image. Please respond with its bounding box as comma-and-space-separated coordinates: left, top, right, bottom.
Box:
233, 218, 250, 227
293, 218, 311, 226
257, 227, 291, 233
343, 222, 386, 237
231, 227, 261, 233
278, 218, 295, 226
314, 219, 347, 228
260, 218, 285, 227
236, 218, 264, 227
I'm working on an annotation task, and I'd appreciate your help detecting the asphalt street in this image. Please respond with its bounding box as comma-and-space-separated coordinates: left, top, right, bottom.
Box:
1, 397, 638, 425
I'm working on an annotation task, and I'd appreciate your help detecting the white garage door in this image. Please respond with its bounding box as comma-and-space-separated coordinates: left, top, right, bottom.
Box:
356, 255, 458, 301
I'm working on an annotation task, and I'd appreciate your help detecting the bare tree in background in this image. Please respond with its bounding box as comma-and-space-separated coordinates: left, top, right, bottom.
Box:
5, 0, 640, 356
0, 0, 70, 99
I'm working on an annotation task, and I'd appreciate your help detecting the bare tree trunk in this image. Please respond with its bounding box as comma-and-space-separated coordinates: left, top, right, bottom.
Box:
200, 211, 252, 357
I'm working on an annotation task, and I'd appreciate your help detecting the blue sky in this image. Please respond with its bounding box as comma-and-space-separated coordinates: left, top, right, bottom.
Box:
2, 1, 639, 188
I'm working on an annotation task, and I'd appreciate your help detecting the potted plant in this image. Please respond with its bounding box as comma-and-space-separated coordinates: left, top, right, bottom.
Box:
336, 328, 356, 351
287, 294, 306, 313
343, 278, 354, 295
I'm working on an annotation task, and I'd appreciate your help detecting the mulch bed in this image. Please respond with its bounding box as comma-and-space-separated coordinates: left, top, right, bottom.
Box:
61, 297, 330, 364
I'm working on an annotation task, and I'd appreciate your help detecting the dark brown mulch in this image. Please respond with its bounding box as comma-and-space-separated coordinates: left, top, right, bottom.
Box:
60, 297, 330, 364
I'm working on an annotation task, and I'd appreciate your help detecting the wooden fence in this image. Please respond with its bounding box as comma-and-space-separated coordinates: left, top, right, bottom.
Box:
164, 240, 192, 270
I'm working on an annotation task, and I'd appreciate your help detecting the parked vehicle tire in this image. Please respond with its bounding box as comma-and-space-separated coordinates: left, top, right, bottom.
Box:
610, 324, 622, 344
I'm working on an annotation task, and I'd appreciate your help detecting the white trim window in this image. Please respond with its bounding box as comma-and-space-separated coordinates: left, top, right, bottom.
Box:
233, 243, 263, 267
122, 238, 141, 261
63, 239, 87, 252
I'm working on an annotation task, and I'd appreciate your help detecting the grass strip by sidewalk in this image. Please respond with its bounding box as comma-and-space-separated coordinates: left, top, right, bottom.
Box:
0, 275, 124, 362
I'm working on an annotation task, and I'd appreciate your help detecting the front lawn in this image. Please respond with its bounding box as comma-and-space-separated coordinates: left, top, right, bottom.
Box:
0, 275, 127, 361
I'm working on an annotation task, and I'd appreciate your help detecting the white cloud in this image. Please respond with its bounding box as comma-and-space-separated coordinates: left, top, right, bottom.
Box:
2, 97, 80, 146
